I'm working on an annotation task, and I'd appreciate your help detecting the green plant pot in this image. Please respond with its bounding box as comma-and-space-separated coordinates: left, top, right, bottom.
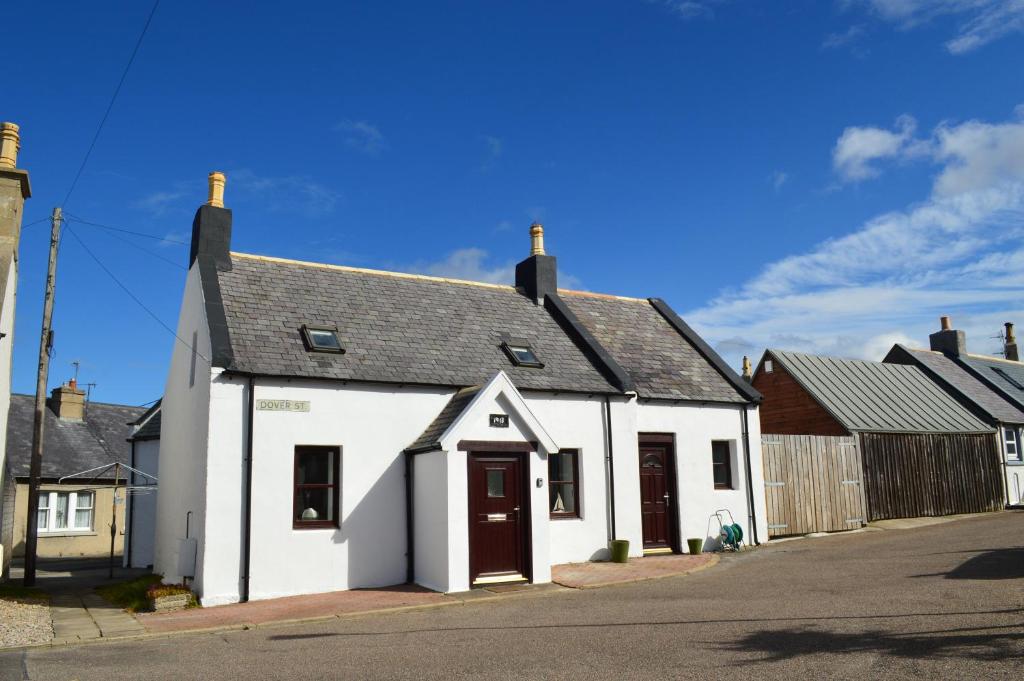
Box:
609, 539, 630, 563
687, 538, 703, 555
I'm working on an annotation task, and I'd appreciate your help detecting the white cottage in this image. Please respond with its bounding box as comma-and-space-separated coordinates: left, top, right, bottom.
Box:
155, 174, 768, 605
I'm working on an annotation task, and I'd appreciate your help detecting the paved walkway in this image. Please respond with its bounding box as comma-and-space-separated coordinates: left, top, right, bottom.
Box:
49, 593, 143, 644
552, 553, 716, 588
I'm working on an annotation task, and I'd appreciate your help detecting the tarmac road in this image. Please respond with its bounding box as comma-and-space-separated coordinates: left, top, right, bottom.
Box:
3, 510, 1021, 680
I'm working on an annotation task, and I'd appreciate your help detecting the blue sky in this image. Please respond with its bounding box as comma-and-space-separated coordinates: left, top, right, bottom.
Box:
6, 0, 1024, 406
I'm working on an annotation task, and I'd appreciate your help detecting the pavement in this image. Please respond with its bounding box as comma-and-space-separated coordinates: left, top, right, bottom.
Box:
2, 510, 1020, 679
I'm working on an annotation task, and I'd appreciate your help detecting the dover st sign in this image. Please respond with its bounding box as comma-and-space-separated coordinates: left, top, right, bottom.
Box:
255, 399, 311, 412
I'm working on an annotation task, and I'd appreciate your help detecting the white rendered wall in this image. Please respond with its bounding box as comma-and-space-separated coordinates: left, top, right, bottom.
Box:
1000, 427, 1024, 506
242, 380, 454, 602
636, 401, 768, 550
125, 439, 160, 568
154, 265, 212, 591
0, 265, 14, 576
412, 451, 448, 591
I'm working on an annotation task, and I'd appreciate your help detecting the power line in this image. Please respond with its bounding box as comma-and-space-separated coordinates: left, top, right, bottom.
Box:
22, 217, 51, 230
60, 0, 161, 209
64, 213, 187, 245
64, 216, 185, 270
63, 224, 209, 363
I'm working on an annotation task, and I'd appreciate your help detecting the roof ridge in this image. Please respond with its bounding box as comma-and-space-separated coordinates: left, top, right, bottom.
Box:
966, 352, 1024, 366
556, 288, 648, 303
10, 393, 146, 410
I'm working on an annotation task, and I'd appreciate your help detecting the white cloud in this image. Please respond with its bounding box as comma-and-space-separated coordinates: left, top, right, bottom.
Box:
850, 0, 1024, 53
832, 115, 925, 181
687, 106, 1024, 370
647, 0, 726, 19
770, 170, 789, 191
410, 247, 583, 289
334, 119, 386, 154
231, 169, 340, 217
823, 24, 868, 49
132, 190, 186, 216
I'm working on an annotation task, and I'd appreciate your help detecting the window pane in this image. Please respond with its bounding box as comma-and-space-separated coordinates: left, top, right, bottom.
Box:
55, 493, 69, 529
75, 492, 94, 529
37, 508, 48, 531
548, 452, 576, 482
297, 449, 334, 484
712, 442, 731, 488
296, 487, 334, 522
550, 482, 576, 514
508, 345, 539, 365
486, 469, 505, 498
309, 329, 341, 350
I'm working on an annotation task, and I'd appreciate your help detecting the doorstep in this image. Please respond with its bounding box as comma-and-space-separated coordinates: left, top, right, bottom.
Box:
551, 553, 717, 589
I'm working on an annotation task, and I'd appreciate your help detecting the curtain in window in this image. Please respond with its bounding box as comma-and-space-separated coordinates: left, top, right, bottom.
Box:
75, 492, 94, 529
37, 494, 50, 530
54, 493, 69, 529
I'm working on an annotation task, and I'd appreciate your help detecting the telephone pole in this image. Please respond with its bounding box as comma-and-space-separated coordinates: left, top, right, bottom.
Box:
23, 207, 62, 587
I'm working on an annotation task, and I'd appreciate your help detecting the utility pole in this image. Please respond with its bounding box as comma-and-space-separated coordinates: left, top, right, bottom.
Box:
23, 207, 62, 587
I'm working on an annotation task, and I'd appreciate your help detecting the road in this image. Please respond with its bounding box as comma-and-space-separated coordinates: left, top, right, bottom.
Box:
3, 511, 1021, 680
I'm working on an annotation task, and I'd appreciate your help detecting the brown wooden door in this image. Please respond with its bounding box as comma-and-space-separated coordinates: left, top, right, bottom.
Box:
639, 444, 676, 549
468, 455, 525, 583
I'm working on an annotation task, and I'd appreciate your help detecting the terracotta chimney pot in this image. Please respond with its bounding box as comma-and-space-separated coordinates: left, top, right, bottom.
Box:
0, 122, 20, 169
207, 171, 226, 208
529, 222, 545, 256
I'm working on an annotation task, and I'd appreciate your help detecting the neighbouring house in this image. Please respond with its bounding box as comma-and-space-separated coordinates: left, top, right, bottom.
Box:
154, 174, 768, 606
0, 121, 31, 578
885, 317, 1024, 507
4, 383, 145, 559
752, 349, 1002, 535
124, 400, 161, 568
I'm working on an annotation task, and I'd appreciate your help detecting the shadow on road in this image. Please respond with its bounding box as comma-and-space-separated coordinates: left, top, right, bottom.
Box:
911, 548, 1024, 580
717, 623, 1024, 663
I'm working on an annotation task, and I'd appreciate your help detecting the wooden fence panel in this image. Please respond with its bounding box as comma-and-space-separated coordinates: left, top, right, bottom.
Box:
761, 434, 866, 537
860, 432, 1003, 521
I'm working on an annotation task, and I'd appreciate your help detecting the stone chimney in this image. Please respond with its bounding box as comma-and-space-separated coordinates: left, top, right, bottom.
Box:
929, 315, 967, 357
514, 222, 557, 303
49, 380, 86, 421
189, 171, 232, 271
1005, 322, 1019, 362
0, 121, 30, 306
741, 356, 752, 383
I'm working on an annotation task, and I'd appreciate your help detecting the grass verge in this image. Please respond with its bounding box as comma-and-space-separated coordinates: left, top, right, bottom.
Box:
95, 574, 164, 612
0, 584, 48, 602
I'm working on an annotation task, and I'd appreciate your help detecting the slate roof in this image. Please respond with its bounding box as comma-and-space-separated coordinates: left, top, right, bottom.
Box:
885, 346, 1024, 425
562, 292, 748, 402
767, 349, 993, 434
6, 394, 146, 480
129, 400, 162, 441
406, 387, 481, 452
960, 354, 1024, 412
213, 253, 753, 402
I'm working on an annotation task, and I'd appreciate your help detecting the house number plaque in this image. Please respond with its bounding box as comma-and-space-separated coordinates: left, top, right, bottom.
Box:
256, 399, 311, 412
489, 414, 509, 428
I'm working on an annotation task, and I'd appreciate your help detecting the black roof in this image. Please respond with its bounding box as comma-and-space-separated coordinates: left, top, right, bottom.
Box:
406, 387, 481, 453
5, 395, 146, 480
958, 354, 1024, 411
129, 400, 161, 441
884, 346, 1024, 425
210, 253, 754, 403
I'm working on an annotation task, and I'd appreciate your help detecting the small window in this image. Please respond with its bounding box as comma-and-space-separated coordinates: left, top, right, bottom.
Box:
993, 368, 1024, 391
74, 492, 94, 530
486, 469, 505, 498
1005, 427, 1021, 461
711, 441, 733, 490
36, 493, 50, 531
294, 446, 340, 528
502, 342, 543, 368
764, 360, 773, 374
301, 325, 345, 354
36, 491, 94, 532
548, 450, 579, 518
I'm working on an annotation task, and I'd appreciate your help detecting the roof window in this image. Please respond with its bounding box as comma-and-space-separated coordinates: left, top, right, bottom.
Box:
301, 325, 344, 354
993, 367, 1024, 390
502, 341, 543, 368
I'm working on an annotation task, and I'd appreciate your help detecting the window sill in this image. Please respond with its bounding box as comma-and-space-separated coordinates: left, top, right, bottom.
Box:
39, 531, 97, 538
713, 486, 735, 491
549, 514, 581, 521
292, 524, 340, 531
1007, 459, 1024, 465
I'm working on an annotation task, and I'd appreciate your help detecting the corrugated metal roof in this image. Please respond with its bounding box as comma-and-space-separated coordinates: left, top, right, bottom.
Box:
768, 349, 993, 434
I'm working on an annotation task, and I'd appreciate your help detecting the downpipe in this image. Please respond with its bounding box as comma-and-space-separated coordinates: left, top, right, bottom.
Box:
741, 405, 759, 545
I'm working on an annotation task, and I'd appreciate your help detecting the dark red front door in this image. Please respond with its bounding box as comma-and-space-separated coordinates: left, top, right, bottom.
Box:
639, 443, 676, 550
468, 455, 525, 583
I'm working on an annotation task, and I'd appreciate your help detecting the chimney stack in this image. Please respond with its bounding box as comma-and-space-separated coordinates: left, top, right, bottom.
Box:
1005, 322, 1019, 362
741, 356, 752, 383
189, 171, 233, 271
929, 315, 967, 357
48, 381, 86, 421
515, 222, 557, 303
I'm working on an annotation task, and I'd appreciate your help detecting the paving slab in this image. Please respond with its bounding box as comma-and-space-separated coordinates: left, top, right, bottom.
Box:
551, 553, 717, 588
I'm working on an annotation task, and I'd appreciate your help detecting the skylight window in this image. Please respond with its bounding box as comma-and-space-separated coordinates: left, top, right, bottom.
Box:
993, 367, 1024, 391
301, 325, 344, 354
502, 341, 543, 368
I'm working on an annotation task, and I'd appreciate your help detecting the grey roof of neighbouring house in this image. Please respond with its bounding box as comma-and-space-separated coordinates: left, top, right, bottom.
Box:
960, 354, 1024, 412
128, 400, 161, 441
406, 386, 481, 452
212, 252, 752, 402
5, 394, 146, 480
767, 349, 993, 434
885, 346, 1024, 425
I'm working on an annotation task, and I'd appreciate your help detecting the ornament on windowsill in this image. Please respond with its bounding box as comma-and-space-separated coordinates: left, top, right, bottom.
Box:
301, 508, 319, 520
552, 492, 565, 513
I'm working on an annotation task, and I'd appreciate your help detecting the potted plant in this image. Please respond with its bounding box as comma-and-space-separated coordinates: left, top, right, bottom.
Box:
687, 538, 703, 555
609, 539, 629, 563
147, 583, 196, 613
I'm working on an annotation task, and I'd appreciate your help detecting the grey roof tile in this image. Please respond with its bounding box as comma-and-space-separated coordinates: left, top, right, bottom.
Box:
407, 387, 481, 452
960, 354, 1024, 412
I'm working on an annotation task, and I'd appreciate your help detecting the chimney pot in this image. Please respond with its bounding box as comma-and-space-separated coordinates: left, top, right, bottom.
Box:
0, 122, 20, 169
1005, 322, 1019, 362
529, 222, 545, 256
940, 315, 951, 331
207, 171, 226, 208
741, 356, 752, 382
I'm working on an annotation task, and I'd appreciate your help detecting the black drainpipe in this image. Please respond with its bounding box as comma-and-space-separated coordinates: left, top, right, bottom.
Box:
604, 397, 617, 541
740, 405, 759, 545
241, 376, 255, 602
404, 451, 415, 583
127, 439, 136, 569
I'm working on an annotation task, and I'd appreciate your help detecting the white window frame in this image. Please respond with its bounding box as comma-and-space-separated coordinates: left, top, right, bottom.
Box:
37, 491, 95, 533
1005, 427, 1022, 462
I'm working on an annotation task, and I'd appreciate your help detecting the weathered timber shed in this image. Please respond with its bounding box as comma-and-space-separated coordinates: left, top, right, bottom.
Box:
753, 349, 1002, 530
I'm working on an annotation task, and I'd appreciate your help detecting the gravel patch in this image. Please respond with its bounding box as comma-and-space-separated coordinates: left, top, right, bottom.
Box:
0, 597, 53, 648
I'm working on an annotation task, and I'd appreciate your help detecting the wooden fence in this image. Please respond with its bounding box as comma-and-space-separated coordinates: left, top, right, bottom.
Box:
761, 434, 867, 537
860, 432, 1003, 521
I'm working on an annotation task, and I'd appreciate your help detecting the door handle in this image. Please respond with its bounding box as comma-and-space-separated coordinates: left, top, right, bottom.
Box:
663, 493, 671, 507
